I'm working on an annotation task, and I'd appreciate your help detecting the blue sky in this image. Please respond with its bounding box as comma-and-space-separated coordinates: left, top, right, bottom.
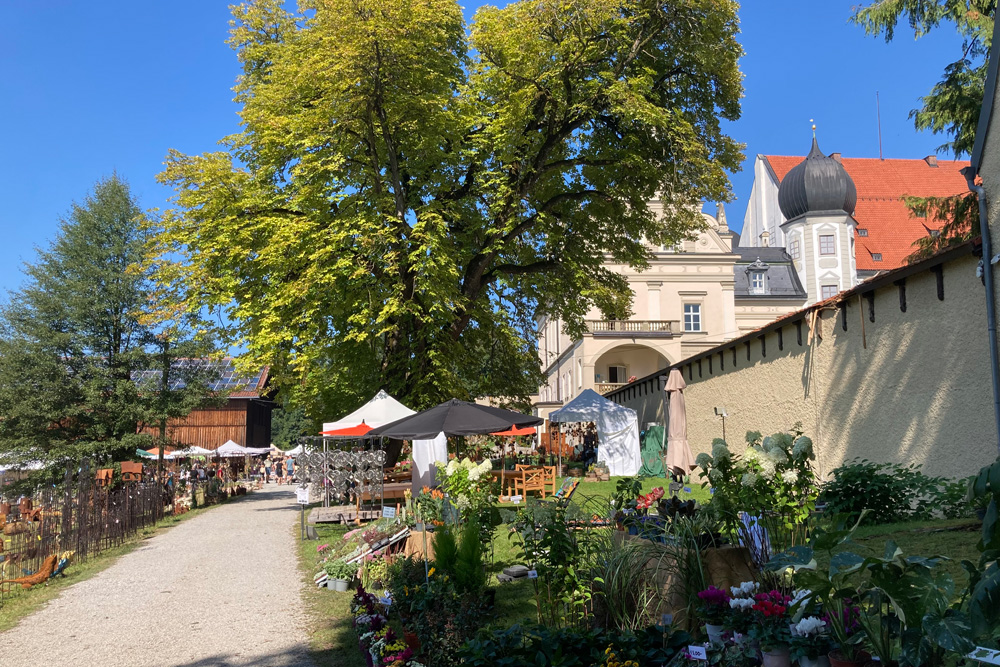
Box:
0, 1, 971, 295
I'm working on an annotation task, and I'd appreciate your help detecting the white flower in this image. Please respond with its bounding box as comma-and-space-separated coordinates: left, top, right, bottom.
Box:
743, 447, 759, 462
766, 447, 788, 464
696, 452, 713, 468
790, 588, 812, 608
731, 581, 759, 597
455, 495, 471, 510
781, 470, 798, 485
741, 472, 758, 487
707, 468, 721, 483
729, 598, 755, 611
793, 616, 827, 637
478, 460, 492, 474
712, 443, 731, 461
445, 460, 459, 476
757, 457, 776, 479
792, 436, 814, 459
468, 467, 482, 481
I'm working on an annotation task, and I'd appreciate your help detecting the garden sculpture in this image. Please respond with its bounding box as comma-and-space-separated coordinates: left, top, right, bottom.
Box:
1, 554, 57, 589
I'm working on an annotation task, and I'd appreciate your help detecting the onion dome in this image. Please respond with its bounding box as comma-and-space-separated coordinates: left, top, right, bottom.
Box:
778, 137, 857, 220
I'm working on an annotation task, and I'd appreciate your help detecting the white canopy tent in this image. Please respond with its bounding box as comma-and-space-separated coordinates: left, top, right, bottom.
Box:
216, 440, 250, 457
549, 389, 641, 477
321, 389, 446, 492
166, 446, 213, 459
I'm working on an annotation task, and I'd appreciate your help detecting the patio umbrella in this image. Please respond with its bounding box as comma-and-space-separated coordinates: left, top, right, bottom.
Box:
370, 399, 541, 440
320, 421, 373, 437
490, 424, 538, 493
136, 448, 155, 459
664, 369, 696, 477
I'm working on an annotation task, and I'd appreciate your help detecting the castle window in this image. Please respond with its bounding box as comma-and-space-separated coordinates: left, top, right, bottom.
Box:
750, 272, 766, 294
819, 235, 836, 256
872, 253, 883, 262
789, 238, 800, 260
858, 229, 869, 237
821, 284, 838, 300
683, 304, 702, 332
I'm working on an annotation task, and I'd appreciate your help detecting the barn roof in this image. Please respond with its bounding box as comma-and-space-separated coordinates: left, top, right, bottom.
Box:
132, 358, 270, 399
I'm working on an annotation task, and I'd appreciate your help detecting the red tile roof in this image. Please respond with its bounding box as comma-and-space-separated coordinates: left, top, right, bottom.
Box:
764, 155, 970, 271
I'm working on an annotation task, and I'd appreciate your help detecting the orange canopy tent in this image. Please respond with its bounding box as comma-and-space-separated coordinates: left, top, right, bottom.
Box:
490, 424, 537, 437
320, 421, 373, 437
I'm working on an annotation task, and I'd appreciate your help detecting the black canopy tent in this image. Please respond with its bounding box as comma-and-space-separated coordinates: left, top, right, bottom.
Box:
369, 399, 542, 440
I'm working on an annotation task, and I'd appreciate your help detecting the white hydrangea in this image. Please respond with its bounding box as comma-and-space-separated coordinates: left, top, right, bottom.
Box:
741, 472, 759, 487
707, 468, 721, 483
792, 616, 827, 637
757, 457, 776, 479
695, 452, 713, 468
761, 436, 775, 452
781, 470, 798, 485
445, 460, 459, 476
477, 460, 492, 474
766, 447, 788, 464
455, 495, 471, 510
792, 436, 814, 459
743, 447, 759, 462
711, 443, 731, 461
468, 466, 482, 481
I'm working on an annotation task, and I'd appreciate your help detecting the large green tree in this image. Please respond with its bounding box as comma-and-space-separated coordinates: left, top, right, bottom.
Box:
853, 1, 995, 258
152, 0, 744, 417
0, 176, 216, 473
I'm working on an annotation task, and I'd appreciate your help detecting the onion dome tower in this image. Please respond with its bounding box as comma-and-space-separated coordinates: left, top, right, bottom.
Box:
779, 129, 859, 304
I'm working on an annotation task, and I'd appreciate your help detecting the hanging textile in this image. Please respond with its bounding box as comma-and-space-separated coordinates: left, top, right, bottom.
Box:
639, 425, 666, 477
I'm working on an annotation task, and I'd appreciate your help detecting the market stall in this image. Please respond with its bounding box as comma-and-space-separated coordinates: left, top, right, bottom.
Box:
549, 389, 640, 477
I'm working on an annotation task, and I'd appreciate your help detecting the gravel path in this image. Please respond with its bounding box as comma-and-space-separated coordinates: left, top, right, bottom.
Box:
0, 484, 315, 667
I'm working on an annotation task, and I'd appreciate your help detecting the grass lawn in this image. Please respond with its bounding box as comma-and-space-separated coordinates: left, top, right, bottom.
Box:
0, 503, 219, 632
296, 518, 366, 667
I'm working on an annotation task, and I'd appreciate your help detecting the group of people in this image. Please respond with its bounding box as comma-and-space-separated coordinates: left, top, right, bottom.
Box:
254, 456, 295, 484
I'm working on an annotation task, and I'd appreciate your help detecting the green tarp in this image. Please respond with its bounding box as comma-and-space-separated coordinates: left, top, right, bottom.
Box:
639, 425, 666, 477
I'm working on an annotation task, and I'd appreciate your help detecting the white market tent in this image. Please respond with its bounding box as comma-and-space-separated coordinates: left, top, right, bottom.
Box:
322, 389, 446, 492
216, 440, 250, 457
549, 389, 641, 477
166, 446, 213, 459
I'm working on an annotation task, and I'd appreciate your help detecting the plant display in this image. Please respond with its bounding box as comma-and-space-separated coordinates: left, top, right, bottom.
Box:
748, 589, 791, 651
819, 458, 956, 525
458, 624, 692, 667
694, 586, 730, 625
696, 429, 818, 567
414, 487, 446, 526
789, 616, 831, 663
360, 553, 390, 590
726, 581, 758, 635
323, 558, 356, 581
590, 538, 664, 632
502, 497, 600, 628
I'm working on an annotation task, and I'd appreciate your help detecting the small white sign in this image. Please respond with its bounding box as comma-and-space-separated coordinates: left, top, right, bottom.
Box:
510, 495, 522, 505
527, 570, 538, 579
660, 613, 673, 627
382, 506, 396, 519
379, 596, 392, 606
296, 488, 310, 505
687, 645, 708, 661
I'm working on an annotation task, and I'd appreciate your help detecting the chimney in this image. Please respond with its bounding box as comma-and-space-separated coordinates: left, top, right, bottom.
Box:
924, 155, 938, 167
830, 152, 842, 163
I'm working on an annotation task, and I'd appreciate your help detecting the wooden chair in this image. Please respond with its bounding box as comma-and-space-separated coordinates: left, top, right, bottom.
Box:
513, 466, 547, 498
541, 466, 557, 496
120, 462, 143, 483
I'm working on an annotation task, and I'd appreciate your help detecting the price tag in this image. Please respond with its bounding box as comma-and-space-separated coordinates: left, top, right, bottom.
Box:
382, 506, 396, 519
687, 645, 708, 661
527, 570, 538, 579
296, 488, 310, 505
510, 495, 522, 505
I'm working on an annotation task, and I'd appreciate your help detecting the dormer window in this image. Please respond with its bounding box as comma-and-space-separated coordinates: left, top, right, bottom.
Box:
858, 229, 869, 237
746, 257, 770, 295
872, 253, 883, 262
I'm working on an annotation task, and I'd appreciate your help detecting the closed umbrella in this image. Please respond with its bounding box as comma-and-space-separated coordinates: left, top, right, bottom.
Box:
664, 369, 696, 477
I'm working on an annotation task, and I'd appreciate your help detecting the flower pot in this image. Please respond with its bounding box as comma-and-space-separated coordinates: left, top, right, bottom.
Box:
403, 630, 420, 652
704, 623, 725, 644
827, 651, 870, 667
799, 657, 830, 667
328, 578, 349, 592
761, 647, 791, 667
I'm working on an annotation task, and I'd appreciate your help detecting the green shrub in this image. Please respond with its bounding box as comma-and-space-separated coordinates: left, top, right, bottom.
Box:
819, 459, 970, 524
458, 624, 691, 666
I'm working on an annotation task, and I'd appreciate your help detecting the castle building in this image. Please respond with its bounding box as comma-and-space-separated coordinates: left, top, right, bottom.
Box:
534, 138, 971, 417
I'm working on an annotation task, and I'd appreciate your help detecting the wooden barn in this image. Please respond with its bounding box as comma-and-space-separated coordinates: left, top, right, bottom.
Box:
137, 359, 274, 450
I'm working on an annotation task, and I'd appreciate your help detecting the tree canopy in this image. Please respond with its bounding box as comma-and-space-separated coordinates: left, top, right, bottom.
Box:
852, 1, 995, 259
0, 175, 217, 473
152, 0, 744, 418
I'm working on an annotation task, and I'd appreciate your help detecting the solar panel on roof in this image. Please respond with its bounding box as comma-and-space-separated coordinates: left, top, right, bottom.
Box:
131, 359, 264, 394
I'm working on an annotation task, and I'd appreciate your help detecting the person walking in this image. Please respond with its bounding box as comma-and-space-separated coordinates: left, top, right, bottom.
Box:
285, 456, 294, 484
264, 461, 272, 484
275, 459, 284, 484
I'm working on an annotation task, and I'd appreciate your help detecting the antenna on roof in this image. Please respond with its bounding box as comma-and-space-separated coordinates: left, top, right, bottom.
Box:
876, 91, 884, 161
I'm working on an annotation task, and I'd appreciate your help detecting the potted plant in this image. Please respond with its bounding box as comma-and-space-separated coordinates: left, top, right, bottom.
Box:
790, 616, 832, 667
726, 581, 758, 643
749, 589, 792, 667
696, 585, 731, 643
324, 558, 355, 592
